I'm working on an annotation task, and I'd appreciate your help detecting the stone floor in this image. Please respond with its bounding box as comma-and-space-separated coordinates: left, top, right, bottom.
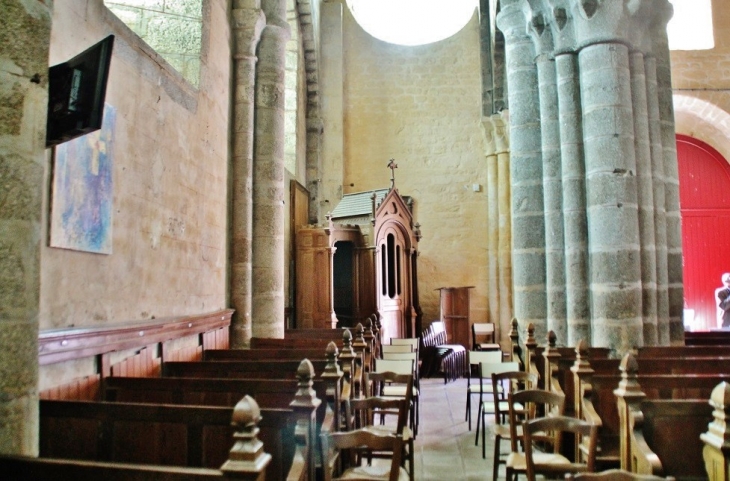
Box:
412, 376, 501, 481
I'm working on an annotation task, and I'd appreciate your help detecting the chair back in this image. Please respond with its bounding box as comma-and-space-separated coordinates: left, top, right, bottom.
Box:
382, 344, 413, 354
491, 369, 538, 427
566, 469, 676, 481
469, 350, 503, 365
321, 428, 404, 481
472, 322, 499, 350
347, 396, 407, 435
508, 388, 565, 451
523, 415, 598, 481
390, 338, 419, 350
375, 358, 414, 377
366, 368, 414, 402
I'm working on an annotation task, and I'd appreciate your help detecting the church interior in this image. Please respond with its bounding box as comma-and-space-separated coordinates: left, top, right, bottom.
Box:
3, 0, 730, 478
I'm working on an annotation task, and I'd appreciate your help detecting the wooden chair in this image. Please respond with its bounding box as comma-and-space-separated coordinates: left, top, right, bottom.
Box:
373, 359, 419, 436
474, 363, 524, 457
472, 322, 501, 351
347, 394, 413, 481
501, 388, 567, 481
566, 469, 676, 481
486, 379, 544, 480
321, 428, 407, 481
520, 415, 598, 481
465, 350, 504, 431
381, 344, 414, 354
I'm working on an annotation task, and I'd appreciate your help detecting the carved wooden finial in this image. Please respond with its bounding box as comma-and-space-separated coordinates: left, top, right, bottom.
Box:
615, 353, 643, 398
575, 339, 588, 360
365, 318, 374, 337
220, 395, 272, 477
570, 338, 593, 377
353, 323, 366, 346
323, 341, 343, 378
702, 382, 730, 451
526, 323, 536, 346
291, 359, 320, 408
341, 328, 355, 355
547, 330, 557, 348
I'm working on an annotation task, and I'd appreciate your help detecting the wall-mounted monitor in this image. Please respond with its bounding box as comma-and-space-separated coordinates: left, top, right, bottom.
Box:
46, 35, 114, 148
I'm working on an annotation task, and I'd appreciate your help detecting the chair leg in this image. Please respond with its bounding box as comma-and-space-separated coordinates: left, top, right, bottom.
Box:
475, 402, 482, 446
492, 434, 501, 481
408, 439, 414, 481
465, 391, 470, 427
481, 409, 487, 459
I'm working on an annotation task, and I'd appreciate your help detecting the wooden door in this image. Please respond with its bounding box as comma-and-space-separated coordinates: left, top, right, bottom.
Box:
677, 135, 730, 330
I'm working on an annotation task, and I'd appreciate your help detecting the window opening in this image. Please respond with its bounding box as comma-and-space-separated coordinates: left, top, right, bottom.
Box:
104, 1, 203, 86
346, 0, 477, 47
667, 0, 713, 51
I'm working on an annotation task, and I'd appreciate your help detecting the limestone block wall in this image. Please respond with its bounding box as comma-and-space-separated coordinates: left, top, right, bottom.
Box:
340, 10, 490, 327
39, 0, 231, 330
671, 0, 730, 163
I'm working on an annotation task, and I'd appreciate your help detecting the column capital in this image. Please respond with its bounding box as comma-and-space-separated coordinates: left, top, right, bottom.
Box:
232, 6, 266, 58
524, 1, 555, 57
566, 0, 672, 53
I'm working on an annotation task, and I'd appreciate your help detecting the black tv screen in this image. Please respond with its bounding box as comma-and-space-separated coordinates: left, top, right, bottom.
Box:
46, 35, 114, 147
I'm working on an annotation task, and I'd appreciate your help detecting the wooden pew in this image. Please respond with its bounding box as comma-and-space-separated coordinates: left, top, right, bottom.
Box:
700, 381, 730, 481
155, 358, 334, 481
0, 394, 271, 481
684, 330, 730, 346
615, 356, 714, 478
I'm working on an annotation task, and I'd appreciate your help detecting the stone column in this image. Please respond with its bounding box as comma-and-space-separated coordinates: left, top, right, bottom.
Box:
482, 118, 500, 335
0, 0, 51, 455
230, 2, 266, 348
652, 1, 683, 343
629, 49, 659, 345
497, 0, 547, 335
529, 10, 566, 343
252, 0, 291, 338
572, 1, 643, 352
645, 52, 669, 342
319, 0, 344, 219
495, 116, 513, 344
554, 48, 590, 347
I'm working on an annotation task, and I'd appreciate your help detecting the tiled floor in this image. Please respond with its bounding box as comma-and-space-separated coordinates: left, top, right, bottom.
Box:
412, 377, 500, 481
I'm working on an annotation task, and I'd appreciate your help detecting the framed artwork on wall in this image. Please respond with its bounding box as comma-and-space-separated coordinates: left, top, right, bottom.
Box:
49, 103, 115, 254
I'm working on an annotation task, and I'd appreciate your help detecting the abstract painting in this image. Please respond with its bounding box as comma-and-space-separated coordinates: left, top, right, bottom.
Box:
50, 104, 115, 254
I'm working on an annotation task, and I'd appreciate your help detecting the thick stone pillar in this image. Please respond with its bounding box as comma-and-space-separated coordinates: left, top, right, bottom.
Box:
528, 10, 566, 343
495, 116, 513, 343
252, 0, 291, 338
652, 2, 683, 343
497, 0, 547, 336
0, 0, 51, 454
230, 2, 266, 348
573, 3, 643, 352
629, 50, 659, 345
319, 0, 344, 219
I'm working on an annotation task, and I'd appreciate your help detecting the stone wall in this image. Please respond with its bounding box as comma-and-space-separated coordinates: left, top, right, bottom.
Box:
341, 9, 489, 326
39, 0, 231, 330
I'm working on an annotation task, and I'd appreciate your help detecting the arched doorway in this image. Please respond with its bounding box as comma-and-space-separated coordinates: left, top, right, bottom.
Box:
677, 134, 730, 330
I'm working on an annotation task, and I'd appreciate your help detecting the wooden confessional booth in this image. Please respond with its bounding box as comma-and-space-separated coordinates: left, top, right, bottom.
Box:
294, 186, 422, 341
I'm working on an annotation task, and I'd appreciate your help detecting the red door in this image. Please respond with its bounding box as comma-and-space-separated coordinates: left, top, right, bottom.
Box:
678, 135, 730, 330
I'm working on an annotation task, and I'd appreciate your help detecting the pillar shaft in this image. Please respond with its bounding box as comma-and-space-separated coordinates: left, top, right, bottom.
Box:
579, 42, 643, 351
230, 2, 265, 348
497, 2, 547, 335
252, 0, 290, 337
0, 0, 52, 455
487, 148, 500, 331
629, 51, 659, 345
537, 54, 566, 343
556, 52, 590, 347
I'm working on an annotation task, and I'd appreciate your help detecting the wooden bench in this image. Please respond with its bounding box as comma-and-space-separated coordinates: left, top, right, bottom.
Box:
684, 330, 730, 346
614, 356, 715, 478
1, 394, 273, 481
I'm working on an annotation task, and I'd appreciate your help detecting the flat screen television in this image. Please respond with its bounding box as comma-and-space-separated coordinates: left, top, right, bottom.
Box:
46, 35, 114, 148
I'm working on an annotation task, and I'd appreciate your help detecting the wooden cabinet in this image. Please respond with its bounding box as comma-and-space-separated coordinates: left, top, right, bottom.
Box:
436, 286, 474, 348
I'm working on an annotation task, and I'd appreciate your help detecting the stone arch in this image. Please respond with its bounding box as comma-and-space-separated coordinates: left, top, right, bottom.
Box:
674, 94, 730, 166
